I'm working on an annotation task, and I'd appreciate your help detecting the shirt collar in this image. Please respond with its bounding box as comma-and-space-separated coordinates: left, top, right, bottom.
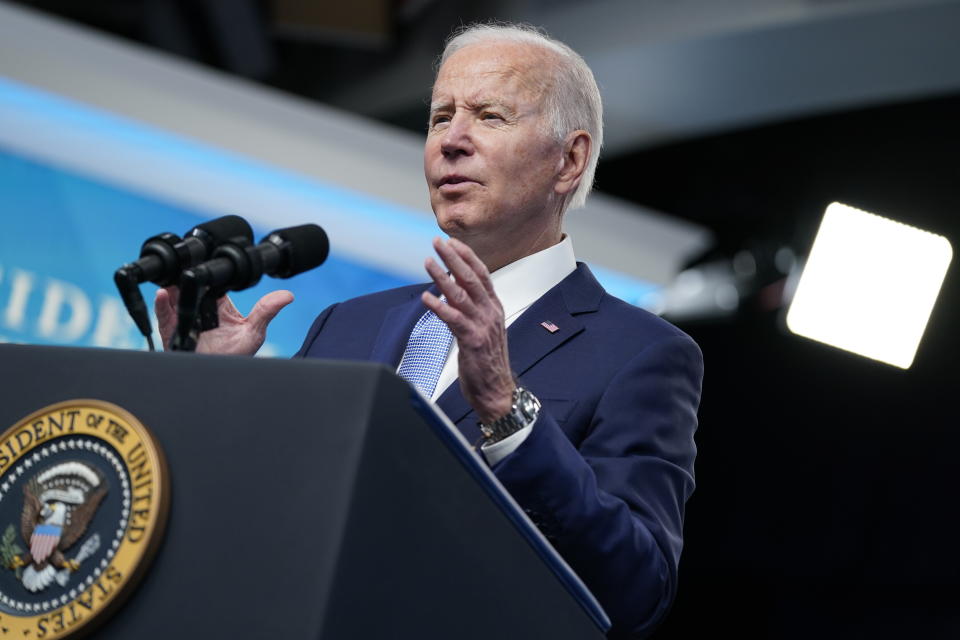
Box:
489, 235, 577, 320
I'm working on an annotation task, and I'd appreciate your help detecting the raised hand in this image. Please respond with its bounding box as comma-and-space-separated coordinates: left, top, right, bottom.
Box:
422, 237, 514, 423
154, 286, 294, 355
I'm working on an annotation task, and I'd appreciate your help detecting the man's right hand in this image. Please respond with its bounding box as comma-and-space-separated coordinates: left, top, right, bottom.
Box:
155, 287, 294, 355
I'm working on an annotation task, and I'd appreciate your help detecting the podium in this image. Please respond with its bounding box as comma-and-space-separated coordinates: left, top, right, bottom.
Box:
0, 344, 608, 639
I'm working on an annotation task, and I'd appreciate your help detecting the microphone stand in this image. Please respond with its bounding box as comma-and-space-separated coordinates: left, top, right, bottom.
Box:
167, 225, 328, 352
170, 236, 254, 353
169, 272, 223, 353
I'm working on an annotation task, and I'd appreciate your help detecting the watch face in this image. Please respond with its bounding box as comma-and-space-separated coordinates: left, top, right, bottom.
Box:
480, 388, 541, 443
518, 388, 541, 421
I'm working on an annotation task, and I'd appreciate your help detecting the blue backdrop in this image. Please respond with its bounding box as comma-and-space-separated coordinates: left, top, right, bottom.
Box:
0, 148, 412, 356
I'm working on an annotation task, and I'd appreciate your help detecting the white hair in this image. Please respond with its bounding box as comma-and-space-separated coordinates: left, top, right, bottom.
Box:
438, 23, 603, 211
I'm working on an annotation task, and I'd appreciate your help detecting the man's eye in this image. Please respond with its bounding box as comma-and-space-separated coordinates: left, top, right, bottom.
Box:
482, 112, 503, 121
431, 115, 450, 127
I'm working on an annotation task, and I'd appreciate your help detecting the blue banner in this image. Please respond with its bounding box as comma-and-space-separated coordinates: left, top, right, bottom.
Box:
0, 148, 412, 356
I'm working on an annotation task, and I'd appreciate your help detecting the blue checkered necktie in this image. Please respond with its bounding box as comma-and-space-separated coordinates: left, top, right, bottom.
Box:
397, 300, 454, 398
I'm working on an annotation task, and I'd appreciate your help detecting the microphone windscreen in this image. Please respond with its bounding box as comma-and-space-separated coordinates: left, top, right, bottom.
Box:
267, 224, 330, 278
190, 215, 253, 246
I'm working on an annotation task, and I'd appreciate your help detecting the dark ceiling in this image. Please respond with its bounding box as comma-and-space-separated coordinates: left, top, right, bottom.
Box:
605, 93, 960, 258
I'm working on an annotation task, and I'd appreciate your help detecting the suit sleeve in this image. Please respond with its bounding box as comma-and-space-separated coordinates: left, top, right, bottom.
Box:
491, 335, 703, 638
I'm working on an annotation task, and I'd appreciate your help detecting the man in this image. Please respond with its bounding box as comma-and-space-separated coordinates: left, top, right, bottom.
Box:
156, 23, 702, 638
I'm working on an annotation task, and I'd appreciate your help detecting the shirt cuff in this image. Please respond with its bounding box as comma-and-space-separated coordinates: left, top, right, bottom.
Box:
480, 422, 534, 466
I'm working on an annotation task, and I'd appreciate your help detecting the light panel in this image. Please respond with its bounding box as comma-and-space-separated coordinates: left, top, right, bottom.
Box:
786, 202, 952, 369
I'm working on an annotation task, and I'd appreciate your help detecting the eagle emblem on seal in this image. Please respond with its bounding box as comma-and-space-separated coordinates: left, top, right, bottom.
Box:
8, 461, 108, 592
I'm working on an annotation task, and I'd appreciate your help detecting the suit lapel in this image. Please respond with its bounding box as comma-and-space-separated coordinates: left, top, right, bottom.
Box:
507, 287, 585, 377
435, 263, 604, 433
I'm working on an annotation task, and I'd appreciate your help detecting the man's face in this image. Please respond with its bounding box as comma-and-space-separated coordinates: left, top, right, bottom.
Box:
424, 42, 564, 251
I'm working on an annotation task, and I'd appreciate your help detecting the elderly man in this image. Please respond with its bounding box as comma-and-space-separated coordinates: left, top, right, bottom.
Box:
157, 23, 702, 638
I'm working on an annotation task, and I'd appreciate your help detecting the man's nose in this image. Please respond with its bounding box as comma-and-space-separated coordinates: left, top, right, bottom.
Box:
440, 114, 474, 157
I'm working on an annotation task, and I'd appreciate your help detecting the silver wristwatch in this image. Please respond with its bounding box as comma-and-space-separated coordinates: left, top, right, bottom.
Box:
479, 386, 541, 444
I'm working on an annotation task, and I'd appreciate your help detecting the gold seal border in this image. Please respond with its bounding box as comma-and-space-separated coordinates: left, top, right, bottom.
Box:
0, 399, 171, 639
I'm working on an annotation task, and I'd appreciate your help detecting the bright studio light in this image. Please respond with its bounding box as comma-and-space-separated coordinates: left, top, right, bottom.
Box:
786, 202, 952, 369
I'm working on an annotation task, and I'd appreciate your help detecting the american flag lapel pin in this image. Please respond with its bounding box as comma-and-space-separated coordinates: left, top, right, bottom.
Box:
540, 320, 560, 333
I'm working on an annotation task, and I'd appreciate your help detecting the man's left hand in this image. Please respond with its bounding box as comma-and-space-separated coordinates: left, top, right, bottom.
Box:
423, 237, 515, 423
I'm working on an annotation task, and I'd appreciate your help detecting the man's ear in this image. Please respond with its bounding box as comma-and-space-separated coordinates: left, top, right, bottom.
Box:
555, 131, 591, 196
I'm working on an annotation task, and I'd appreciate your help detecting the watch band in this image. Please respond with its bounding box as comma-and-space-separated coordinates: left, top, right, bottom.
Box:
479, 386, 541, 444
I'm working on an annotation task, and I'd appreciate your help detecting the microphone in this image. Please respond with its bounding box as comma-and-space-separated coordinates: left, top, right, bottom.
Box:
181, 223, 329, 292
114, 215, 254, 350
171, 224, 329, 351
115, 215, 253, 287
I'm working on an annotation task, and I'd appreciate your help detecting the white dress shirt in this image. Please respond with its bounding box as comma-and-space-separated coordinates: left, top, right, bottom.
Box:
417, 235, 577, 465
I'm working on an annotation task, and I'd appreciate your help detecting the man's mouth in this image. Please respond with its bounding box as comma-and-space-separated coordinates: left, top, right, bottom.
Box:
438, 174, 480, 188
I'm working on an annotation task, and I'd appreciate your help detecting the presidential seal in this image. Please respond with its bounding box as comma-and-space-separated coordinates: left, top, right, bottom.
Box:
0, 400, 169, 638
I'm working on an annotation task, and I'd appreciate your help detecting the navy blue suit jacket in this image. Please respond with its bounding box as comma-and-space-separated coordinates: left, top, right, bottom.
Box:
296, 263, 703, 638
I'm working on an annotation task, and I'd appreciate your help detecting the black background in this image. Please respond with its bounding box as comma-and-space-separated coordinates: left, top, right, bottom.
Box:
601, 95, 960, 638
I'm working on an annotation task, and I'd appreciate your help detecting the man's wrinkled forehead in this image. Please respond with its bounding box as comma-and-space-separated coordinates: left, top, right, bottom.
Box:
431, 43, 555, 103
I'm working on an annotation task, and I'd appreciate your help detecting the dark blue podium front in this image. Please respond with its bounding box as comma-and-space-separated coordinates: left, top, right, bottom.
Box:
0, 344, 608, 639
